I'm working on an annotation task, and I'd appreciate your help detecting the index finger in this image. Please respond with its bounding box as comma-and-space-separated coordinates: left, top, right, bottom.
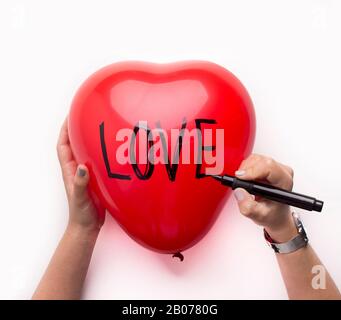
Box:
57, 117, 69, 146
57, 117, 73, 165
237, 157, 293, 190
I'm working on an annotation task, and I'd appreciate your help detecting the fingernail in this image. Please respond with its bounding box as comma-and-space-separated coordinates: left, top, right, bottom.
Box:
77, 167, 86, 177
234, 189, 245, 201
235, 170, 245, 176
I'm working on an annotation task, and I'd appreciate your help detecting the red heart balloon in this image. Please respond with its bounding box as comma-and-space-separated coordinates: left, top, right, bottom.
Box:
69, 61, 255, 254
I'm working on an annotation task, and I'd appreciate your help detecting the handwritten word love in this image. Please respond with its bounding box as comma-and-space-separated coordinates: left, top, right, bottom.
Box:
100, 118, 224, 181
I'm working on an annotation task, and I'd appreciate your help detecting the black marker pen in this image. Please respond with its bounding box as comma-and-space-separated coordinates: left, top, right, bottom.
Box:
211, 174, 323, 212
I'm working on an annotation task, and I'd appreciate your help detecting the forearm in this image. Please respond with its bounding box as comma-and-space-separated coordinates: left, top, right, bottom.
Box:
268, 218, 340, 300
32, 224, 99, 300
275, 245, 340, 300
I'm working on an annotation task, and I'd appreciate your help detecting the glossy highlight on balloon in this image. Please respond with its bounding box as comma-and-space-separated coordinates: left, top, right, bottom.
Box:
68, 61, 256, 254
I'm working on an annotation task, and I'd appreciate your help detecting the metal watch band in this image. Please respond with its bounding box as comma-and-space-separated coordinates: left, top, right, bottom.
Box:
264, 212, 309, 254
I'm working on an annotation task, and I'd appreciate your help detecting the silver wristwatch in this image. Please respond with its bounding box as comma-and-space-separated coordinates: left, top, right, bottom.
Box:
264, 212, 308, 254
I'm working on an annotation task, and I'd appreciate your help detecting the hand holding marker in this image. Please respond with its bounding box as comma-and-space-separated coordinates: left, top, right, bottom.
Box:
211, 174, 323, 212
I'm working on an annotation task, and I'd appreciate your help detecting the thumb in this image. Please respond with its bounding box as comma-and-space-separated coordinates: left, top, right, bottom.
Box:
73, 164, 90, 204
233, 188, 259, 218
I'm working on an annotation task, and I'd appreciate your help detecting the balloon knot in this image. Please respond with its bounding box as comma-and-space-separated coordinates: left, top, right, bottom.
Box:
172, 252, 184, 262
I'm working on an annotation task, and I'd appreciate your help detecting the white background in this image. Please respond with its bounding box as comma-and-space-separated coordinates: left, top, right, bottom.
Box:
0, 0, 340, 300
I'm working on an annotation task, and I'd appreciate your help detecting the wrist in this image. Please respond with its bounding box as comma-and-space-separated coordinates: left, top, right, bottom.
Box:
66, 222, 100, 242
265, 212, 298, 243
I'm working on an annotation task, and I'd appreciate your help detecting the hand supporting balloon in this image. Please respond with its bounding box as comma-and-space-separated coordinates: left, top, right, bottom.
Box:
57, 117, 105, 232
32, 118, 105, 300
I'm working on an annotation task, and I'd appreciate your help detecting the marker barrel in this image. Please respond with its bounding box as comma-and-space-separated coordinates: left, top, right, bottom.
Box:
220, 176, 323, 212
